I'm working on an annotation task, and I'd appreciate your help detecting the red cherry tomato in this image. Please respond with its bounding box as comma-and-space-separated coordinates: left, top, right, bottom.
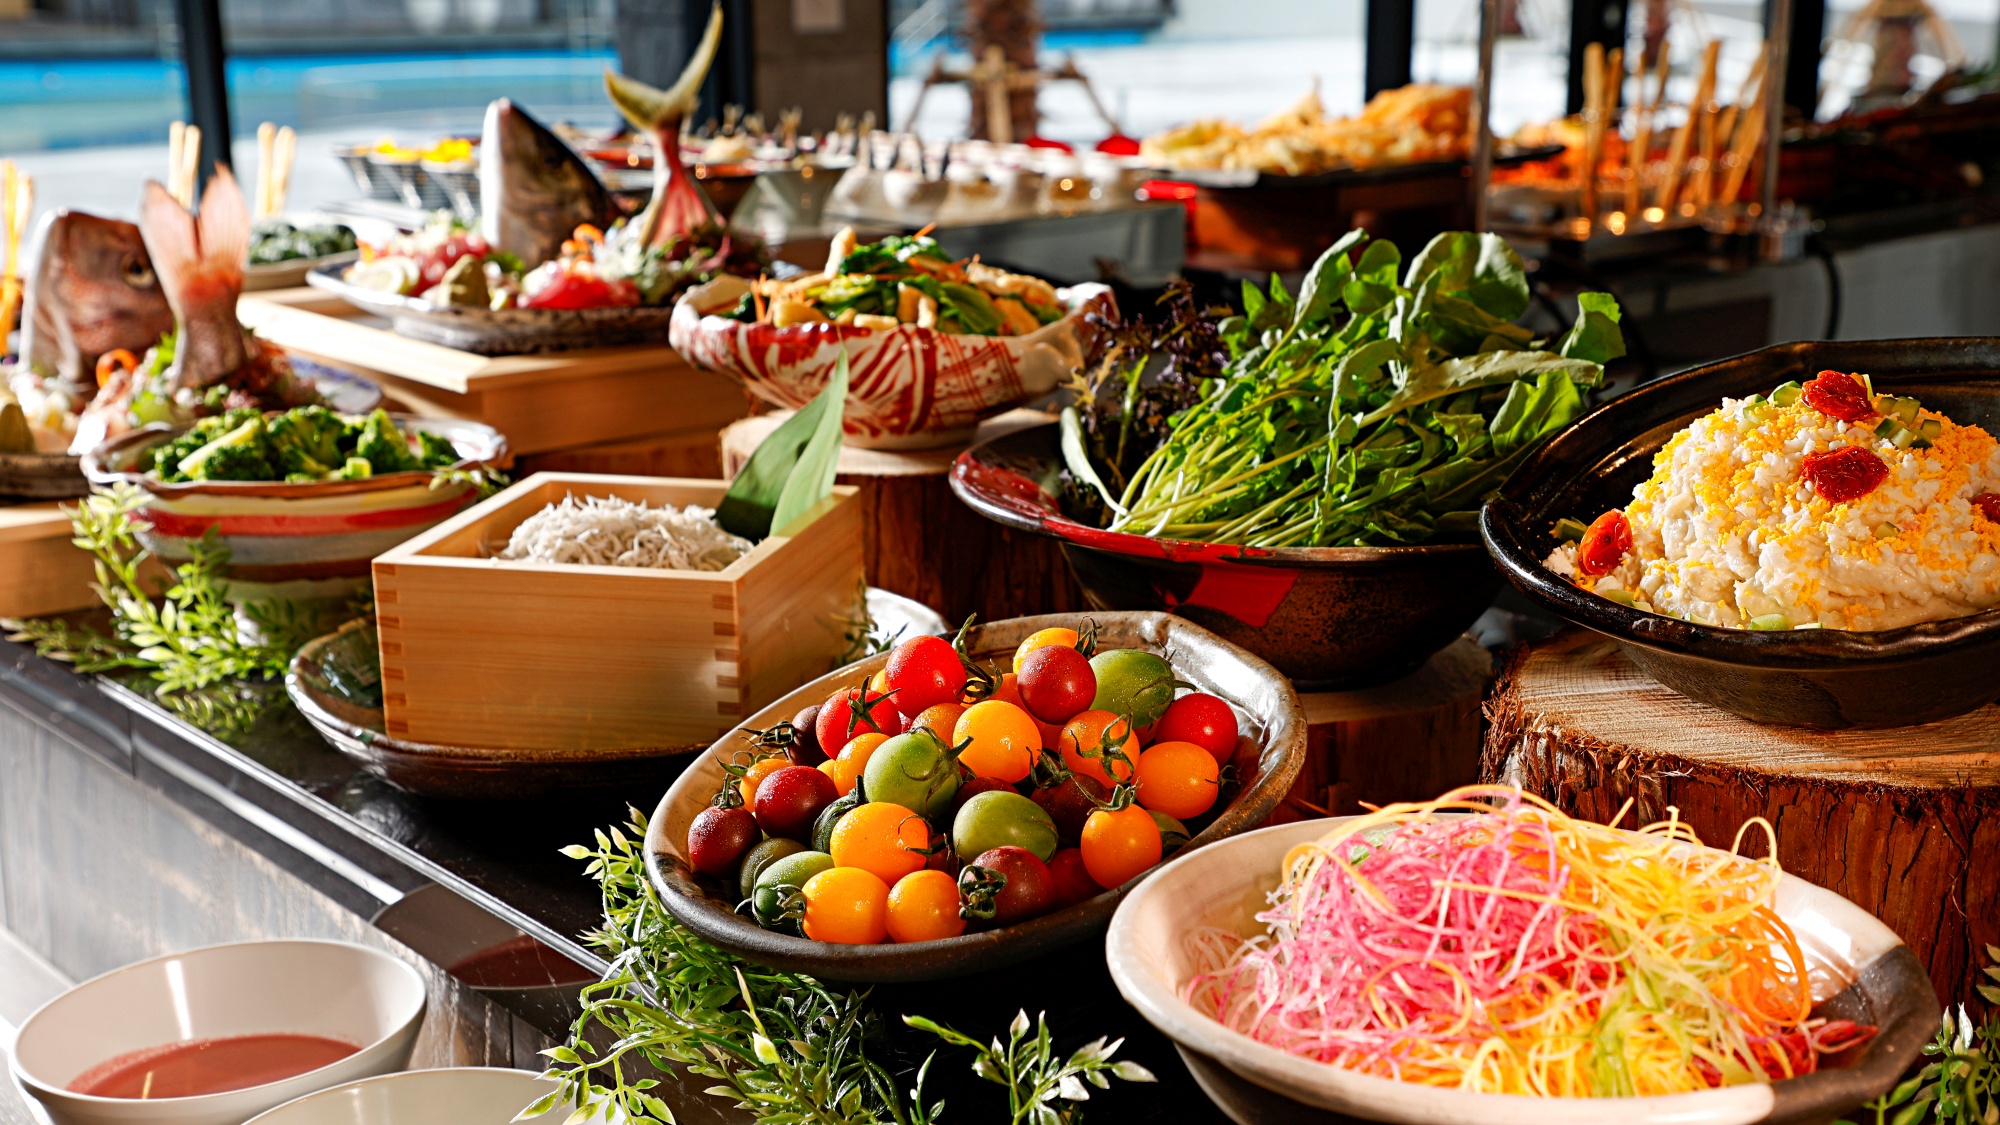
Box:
815, 685, 905, 752
686, 805, 759, 876
966, 846, 1054, 926
1016, 645, 1097, 723
1046, 847, 1102, 909
753, 765, 838, 841
1802, 370, 1877, 423
885, 635, 967, 715
1031, 772, 1108, 847
1152, 693, 1238, 763
1575, 510, 1633, 577
523, 268, 641, 310
1800, 446, 1889, 504
1976, 493, 2000, 524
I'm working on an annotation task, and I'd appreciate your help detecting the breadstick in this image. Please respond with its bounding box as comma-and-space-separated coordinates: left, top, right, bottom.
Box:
1657, 38, 1721, 213
1627, 50, 1671, 217
273, 126, 297, 215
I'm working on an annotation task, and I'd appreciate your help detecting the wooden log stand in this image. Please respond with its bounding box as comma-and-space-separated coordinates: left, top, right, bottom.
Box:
1484, 629, 2000, 1009
1271, 636, 1494, 825
721, 409, 1083, 625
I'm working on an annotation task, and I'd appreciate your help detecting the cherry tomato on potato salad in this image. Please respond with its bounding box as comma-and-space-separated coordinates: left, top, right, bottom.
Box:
1575, 510, 1632, 577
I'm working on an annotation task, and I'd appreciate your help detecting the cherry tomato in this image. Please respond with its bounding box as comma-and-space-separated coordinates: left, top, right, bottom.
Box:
868, 669, 892, 695
830, 801, 932, 885
885, 635, 968, 715
1575, 510, 1633, 577
1803, 370, 1876, 422
801, 867, 889, 944
910, 702, 966, 739
1136, 740, 1221, 819
952, 790, 1058, 862
924, 828, 960, 875
1013, 627, 1079, 674
1017, 645, 1097, 723
1801, 446, 1889, 504
951, 775, 1016, 812
1046, 847, 1102, 909
816, 685, 905, 751
1032, 771, 1108, 846
1153, 693, 1239, 763
837, 732, 889, 771
522, 267, 641, 310
787, 705, 827, 766
965, 846, 1054, 925
687, 805, 758, 877
953, 700, 1039, 783
1059, 710, 1139, 788
1975, 493, 2000, 523
1088, 650, 1177, 728
1032, 714, 1066, 750
1081, 804, 1162, 889
818, 756, 861, 797
987, 672, 1026, 710
739, 756, 789, 808
886, 869, 967, 943
754, 765, 839, 841
861, 729, 961, 816
739, 837, 808, 900
1150, 811, 1191, 855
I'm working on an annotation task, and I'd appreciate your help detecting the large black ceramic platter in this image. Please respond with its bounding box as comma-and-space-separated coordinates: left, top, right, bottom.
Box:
1482, 337, 2000, 728
306, 262, 676, 355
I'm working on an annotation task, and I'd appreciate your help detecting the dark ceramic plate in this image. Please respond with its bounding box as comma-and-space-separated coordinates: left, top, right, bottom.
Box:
1483, 337, 2000, 728
645, 612, 1308, 983
949, 422, 1499, 689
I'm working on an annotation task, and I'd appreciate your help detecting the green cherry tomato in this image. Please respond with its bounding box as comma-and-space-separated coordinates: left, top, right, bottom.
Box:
952, 790, 1058, 863
862, 730, 961, 818
1088, 650, 1178, 728
739, 837, 808, 901
755, 850, 834, 894
1149, 811, 1191, 856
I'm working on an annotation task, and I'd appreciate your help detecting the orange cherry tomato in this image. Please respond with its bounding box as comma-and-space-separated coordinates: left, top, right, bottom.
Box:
910, 702, 966, 739
986, 672, 1025, 709
1081, 804, 1162, 889
740, 756, 789, 808
1059, 710, 1139, 787
1135, 740, 1221, 819
1033, 714, 1066, 750
1576, 510, 1633, 577
801, 867, 889, 944
1013, 627, 1079, 674
885, 869, 966, 943
830, 802, 931, 885
818, 756, 861, 796
953, 700, 1039, 783
837, 732, 890, 771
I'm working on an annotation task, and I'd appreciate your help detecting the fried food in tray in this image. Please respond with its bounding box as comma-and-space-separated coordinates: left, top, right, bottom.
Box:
1140, 84, 1473, 179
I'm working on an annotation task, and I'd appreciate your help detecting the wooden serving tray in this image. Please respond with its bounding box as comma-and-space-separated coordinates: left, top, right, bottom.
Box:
236, 288, 750, 456
0, 503, 97, 619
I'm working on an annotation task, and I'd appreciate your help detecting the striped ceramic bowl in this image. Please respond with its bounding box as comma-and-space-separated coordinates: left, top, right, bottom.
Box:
81, 414, 506, 587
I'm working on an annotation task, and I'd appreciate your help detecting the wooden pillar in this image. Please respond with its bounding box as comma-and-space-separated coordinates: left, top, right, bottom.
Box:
1484, 629, 2000, 1009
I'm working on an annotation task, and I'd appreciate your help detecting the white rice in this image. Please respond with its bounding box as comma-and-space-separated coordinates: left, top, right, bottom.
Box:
500, 494, 751, 571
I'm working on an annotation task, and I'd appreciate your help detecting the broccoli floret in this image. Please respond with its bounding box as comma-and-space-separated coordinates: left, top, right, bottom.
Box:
353, 408, 419, 474
149, 409, 262, 481
333, 457, 374, 481
267, 405, 348, 478
177, 416, 276, 481
415, 429, 459, 468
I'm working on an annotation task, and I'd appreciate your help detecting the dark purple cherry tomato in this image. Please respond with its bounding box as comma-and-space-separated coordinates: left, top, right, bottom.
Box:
687, 806, 759, 877
1016, 645, 1096, 724
788, 705, 827, 767
968, 846, 1054, 926
1046, 847, 1101, 909
952, 775, 1016, 813
885, 635, 967, 715
754, 765, 838, 841
1032, 772, 1108, 847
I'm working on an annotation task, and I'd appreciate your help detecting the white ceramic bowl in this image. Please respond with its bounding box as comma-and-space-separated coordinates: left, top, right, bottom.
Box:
242, 1068, 555, 1125
12, 940, 427, 1125
1106, 817, 1940, 1125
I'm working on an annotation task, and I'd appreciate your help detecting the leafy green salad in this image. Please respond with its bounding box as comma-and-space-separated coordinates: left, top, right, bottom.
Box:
1068, 229, 1625, 547
144, 405, 459, 483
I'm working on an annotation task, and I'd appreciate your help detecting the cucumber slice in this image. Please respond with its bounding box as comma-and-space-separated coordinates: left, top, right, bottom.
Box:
1747, 613, 1792, 631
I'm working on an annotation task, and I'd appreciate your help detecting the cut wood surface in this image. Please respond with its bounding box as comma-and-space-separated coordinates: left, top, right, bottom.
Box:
722, 408, 1083, 625
1272, 636, 1493, 824
1484, 628, 2000, 1008
0, 503, 97, 618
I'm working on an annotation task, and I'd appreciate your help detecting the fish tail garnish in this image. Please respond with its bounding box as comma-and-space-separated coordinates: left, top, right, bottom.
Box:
195, 166, 250, 286
138, 165, 248, 315
603, 1, 722, 132
138, 180, 200, 316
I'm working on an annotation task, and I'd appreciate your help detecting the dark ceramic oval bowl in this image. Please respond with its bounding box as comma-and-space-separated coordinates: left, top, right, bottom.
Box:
949, 422, 1499, 689
1482, 337, 2000, 729
645, 611, 1308, 983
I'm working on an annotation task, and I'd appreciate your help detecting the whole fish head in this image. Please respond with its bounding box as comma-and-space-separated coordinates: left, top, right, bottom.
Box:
480, 98, 614, 268
19, 210, 177, 384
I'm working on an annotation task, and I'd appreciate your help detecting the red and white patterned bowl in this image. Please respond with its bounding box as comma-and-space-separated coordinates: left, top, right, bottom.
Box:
669, 279, 1117, 449
81, 415, 506, 587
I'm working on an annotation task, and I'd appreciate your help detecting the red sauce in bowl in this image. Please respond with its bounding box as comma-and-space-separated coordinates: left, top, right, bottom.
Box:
66, 1033, 358, 1098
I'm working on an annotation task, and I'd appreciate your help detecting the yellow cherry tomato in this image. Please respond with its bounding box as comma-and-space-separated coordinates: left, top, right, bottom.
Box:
838, 732, 890, 771
818, 756, 861, 796
1058, 710, 1139, 788
740, 755, 789, 808
830, 802, 931, 885
885, 869, 966, 943
1081, 804, 1162, 889
1012, 628, 1079, 674
1135, 740, 1220, 819
802, 867, 889, 944
953, 700, 1038, 783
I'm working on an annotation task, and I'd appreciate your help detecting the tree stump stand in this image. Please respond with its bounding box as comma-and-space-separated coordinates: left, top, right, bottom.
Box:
721, 409, 1083, 626
1484, 629, 2000, 1009
1270, 636, 1494, 825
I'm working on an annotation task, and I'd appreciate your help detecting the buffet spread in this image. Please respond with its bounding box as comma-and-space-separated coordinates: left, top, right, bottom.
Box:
2, 13, 1999, 1125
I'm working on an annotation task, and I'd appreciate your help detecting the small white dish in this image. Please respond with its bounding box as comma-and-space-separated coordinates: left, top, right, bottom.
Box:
242, 1068, 555, 1125
12, 939, 426, 1125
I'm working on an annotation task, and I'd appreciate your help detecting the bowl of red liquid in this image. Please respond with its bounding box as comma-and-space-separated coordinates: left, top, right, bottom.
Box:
10, 939, 427, 1125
